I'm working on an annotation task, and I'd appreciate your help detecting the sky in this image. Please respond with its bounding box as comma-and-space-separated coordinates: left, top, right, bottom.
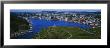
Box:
10, 9, 101, 12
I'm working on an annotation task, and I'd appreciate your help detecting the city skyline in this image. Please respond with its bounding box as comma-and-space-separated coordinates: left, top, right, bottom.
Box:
10, 9, 101, 12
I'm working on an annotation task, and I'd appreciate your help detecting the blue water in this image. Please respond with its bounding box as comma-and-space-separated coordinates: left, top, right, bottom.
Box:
16, 18, 91, 39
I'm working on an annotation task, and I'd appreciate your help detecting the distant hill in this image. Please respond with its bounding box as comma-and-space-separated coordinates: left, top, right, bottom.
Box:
10, 9, 101, 12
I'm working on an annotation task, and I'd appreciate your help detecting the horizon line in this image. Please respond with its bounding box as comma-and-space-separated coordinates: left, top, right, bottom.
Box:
10, 9, 101, 12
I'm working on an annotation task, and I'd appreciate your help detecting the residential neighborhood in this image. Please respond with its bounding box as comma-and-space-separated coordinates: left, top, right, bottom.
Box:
14, 11, 101, 28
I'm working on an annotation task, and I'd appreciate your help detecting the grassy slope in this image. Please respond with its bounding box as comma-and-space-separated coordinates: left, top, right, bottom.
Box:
33, 26, 101, 39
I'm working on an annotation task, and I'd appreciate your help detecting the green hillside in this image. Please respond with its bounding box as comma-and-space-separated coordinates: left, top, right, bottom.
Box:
10, 15, 30, 38
33, 26, 101, 39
